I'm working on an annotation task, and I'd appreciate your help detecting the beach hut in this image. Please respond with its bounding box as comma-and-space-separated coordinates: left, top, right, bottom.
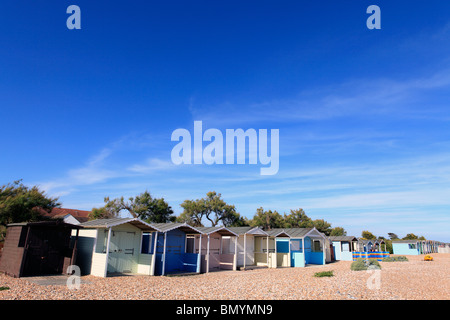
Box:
225, 227, 270, 270
77, 219, 204, 277
329, 236, 358, 261
357, 239, 386, 252
0, 220, 81, 278
143, 222, 203, 276
77, 218, 159, 277
392, 239, 440, 255
260, 229, 291, 268
186, 226, 238, 273
273, 228, 328, 267
320, 232, 334, 263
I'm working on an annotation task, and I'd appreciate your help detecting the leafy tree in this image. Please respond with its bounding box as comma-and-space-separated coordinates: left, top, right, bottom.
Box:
177, 191, 242, 227
89, 207, 119, 220
330, 227, 347, 237
248, 207, 284, 230
402, 233, 418, 240
100, 191, 176, 223
311, 219, 332, 236
361, 230, 377, 240
418, 236, 426, 240
387, 233, 399, 240
0, 180, 60, 240
283, 209, 313, 228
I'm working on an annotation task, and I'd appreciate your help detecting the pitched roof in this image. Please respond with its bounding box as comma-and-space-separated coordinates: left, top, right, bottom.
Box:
194, 226, 238, 236
329, 236, 358, 242
39, 207, 91, 223
80, 218, 157, 232
148, 222, 202, 234
264, 229, 291, 237
227, 227, 268, 236
278, 228, 314, 238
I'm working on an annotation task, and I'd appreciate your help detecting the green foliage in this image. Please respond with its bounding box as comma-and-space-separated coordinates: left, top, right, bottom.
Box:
402, 233, 418, 240
311, 219, 332, 236
177, 191, 243, 227
248, 207, 284, 230
0, 180, 60, 240
361, 230, 377, 240
98, 191, 175, 223
330, 227, 347, 236
0, 286, 10, 291
388, 233, 399, 240
314, 271, 334, 277
382, 256, 408, 262
385, 240, 393, 254
283, 209, 313, 228
89, 207, 119, 220
350, 258, 381, 271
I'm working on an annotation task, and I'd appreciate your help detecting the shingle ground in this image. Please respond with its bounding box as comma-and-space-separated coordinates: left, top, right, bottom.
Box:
1, 253, 449, 300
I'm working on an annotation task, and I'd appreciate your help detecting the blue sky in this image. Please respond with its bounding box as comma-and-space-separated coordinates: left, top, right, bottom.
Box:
1, 1, 450, 241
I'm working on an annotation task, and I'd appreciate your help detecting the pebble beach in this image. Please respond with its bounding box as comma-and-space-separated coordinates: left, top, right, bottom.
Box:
1, 253, 449, 300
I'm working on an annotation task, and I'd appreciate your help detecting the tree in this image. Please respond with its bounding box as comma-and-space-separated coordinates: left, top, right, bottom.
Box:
330, 227, 347, 237
418, 236, 426, 240
311, 219, 332, 236
387, 233, 399, 240
402, 233, 418, 240
177, 191, 242, 227
0, 180, 60, 240
283, 209, 313, 228
89, 206, 119, 220
361, 230, 377, 240
248, 207, 284, 230
100, 191, 176, 223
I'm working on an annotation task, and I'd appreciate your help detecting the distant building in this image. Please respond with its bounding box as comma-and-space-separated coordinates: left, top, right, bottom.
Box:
38, 207, 91, 225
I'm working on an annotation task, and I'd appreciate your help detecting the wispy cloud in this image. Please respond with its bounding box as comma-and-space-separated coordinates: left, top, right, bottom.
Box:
188, 67, 450, 126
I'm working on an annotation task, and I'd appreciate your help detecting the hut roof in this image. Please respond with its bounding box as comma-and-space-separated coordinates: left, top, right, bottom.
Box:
80, 218, 157, 232
329, 236, 358, 242
194, 226, 238, 236
227, 227, 268, 236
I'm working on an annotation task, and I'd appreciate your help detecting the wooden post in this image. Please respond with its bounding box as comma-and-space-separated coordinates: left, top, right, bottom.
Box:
71, 228, 79, 267
288, 237, 291, 267
302, 237, 305, 267
162, 232, 167, 276
151, 231, 158, 276
233, 236, 238, 271
104, 227, 112, 277
197, 234, 202, 273
274, 238, 278, 268
206, 234, 210, 273
243, 233, 247, 269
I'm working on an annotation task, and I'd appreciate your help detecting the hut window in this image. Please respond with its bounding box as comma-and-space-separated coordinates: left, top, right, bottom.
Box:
409, 244, 416, 249
342, 242, 350, 252
312, 240, 321, 252
141, 233, 152, 254
186, 236, 195, 254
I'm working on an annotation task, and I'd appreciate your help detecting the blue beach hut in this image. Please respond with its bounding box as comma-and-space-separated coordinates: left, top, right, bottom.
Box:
273, 227, 328, 267
329, 236, 358, 261
146, 223, 203, 276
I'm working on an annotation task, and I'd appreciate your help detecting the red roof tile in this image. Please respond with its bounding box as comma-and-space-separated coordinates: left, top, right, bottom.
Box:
40, 207, 91, 223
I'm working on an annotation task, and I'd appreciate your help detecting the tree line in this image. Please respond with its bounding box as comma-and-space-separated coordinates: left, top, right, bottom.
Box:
0, 180, 426, 243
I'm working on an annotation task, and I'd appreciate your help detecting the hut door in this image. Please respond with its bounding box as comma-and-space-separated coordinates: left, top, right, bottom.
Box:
23, 228, 65, 276
120, 232, 136, 273
108, 231, 136, 274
